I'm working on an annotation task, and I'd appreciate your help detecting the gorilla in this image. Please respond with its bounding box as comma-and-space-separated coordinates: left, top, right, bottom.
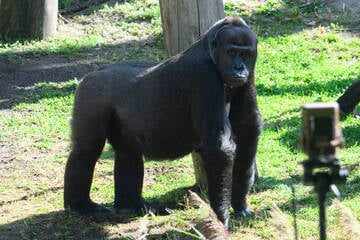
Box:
64, 16, 262, 228
337, 80, 360, 117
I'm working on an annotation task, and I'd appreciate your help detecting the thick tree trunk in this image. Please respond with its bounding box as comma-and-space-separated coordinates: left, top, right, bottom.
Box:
0, 0, 58, 40
159, 0, 225, 189
159, 0, 224, 57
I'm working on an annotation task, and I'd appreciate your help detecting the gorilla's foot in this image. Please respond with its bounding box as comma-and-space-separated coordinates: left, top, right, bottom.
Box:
234, 208, 252, 218
115, 200, 173, 216
65, 200, 110, 215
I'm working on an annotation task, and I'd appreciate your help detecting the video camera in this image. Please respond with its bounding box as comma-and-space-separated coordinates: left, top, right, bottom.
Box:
299, 102, 347, 186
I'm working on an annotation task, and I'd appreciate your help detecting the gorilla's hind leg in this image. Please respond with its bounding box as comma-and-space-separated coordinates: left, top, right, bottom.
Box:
64, 142, 109, 214
113, 147, 171, 216
113, 148, 143, 212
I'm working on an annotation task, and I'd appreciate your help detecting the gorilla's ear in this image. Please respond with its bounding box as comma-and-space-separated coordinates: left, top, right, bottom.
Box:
207, 25, 225, 63
206, 19, 232, 63
208, 39, 217, 64
209, 36, 217, 54
210, 39, 217, 49
207, 25, 224, 48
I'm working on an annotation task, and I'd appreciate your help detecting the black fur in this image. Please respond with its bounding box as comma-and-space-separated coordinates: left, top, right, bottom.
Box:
64, 17, 262, 228
337, 80, 360, 116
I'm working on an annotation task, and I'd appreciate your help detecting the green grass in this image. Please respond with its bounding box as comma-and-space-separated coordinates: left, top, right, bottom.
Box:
1, 0, 359, 239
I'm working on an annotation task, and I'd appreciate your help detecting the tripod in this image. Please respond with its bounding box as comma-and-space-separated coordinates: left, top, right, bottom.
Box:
302, 156, 348, 240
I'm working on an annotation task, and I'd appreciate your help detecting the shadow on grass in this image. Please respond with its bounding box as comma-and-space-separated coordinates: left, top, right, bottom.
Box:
0, 186, 196, 239
0, 59, 95, 109
0, 211, 105, 240
0, 210, 193, 240
0, 211, 197, 240
0, 191, 196, 240
0, 32, 165, 110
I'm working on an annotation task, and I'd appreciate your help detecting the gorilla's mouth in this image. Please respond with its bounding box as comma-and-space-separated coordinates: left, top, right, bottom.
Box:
225, 76, 247, 87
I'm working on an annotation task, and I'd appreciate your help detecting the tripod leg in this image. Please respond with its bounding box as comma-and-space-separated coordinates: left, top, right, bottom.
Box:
315, 173, 330, 240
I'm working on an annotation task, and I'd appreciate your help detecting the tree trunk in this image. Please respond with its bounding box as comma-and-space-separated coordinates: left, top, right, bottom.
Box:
159, 0, 225, 189
191, 151, 208, 189
0, 0, 58, 40
159, 0, 224, 57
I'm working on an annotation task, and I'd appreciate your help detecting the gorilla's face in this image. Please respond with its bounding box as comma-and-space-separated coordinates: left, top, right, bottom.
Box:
210, 26, 257, 87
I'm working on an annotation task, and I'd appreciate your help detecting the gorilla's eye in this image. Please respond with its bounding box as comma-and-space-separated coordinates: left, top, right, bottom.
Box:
240, 51, 248, 59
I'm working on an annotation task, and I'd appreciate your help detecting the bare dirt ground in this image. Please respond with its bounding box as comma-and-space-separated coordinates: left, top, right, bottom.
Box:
0, 56, 97, 109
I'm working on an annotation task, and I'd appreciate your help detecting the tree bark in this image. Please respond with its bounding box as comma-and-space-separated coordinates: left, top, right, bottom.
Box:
159, 0, 224, 57
159, 0, 225, 189
191, 151, 208, 189
0, 0, 58, 40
